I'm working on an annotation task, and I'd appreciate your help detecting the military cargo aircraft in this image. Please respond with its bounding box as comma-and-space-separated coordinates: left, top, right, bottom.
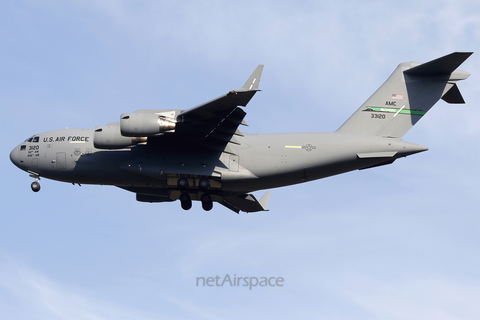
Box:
10, 52, 472, 213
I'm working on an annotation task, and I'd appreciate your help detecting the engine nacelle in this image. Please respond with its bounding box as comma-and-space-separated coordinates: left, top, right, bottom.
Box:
94, 123, 146, 149
120, 112, 176, 137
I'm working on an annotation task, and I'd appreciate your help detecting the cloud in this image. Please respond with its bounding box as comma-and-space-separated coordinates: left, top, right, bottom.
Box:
343, 275, 480, 320
0, 255, 155, 320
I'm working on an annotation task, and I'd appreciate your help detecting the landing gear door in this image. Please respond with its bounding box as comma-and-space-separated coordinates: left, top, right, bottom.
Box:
56, 152, 67, 169
229, 155, 239, 172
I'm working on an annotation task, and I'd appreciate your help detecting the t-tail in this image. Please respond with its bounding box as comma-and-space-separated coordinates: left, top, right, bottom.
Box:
336, 52, 472, 138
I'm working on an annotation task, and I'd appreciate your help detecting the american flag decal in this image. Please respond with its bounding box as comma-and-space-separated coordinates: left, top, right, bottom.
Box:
392, 94, 403, 100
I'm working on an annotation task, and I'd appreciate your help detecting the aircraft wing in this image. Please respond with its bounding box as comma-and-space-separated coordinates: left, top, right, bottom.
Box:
172, 65, 264, 153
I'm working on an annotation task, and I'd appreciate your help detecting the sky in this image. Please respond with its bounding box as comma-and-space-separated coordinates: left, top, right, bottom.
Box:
1, 0, 480, 319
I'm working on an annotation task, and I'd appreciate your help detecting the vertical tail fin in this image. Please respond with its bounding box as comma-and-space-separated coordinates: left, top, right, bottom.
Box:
336, 52, 472, 138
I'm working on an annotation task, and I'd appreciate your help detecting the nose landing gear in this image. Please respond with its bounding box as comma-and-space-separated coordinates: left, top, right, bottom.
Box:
29, 173, 41, 192
31, 181, 40, 192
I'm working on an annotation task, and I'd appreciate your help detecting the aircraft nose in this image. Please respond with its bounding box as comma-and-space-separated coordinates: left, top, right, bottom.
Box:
10, 146, 19, 168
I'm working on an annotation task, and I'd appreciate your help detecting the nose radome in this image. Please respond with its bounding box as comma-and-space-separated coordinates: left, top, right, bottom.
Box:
10, 146, 19, 168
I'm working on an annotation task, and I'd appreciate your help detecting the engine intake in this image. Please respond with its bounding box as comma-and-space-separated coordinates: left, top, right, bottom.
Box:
120, 113, 176, 137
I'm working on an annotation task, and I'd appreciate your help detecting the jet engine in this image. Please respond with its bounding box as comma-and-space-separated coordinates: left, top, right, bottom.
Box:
94, 123, 146, 149
120, 112, 176, 137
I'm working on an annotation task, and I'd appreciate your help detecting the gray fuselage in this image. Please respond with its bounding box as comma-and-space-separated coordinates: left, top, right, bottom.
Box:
10, 128, 427, 198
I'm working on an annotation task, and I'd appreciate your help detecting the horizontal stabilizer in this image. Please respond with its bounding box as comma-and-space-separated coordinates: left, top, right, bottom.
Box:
442, 84, 465, 104
404, 52, 473, 75
221, 191, 271, 213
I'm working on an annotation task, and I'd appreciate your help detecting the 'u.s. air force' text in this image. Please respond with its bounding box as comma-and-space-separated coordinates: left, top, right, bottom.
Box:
43, 136, 90, 143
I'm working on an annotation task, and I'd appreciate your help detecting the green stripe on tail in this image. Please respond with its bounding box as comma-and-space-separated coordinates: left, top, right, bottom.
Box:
363, 107, 427, 116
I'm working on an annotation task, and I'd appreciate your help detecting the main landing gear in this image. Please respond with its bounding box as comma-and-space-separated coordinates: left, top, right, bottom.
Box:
201, 193, 213, 211
177, 177, 189, 189
177, 177, 213, 211
29, 174, 41, 192
180, 193, 192, 210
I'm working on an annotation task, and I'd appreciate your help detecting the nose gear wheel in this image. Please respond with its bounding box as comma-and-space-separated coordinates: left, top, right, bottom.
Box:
29, 173, 41, 192
31, 181, 40, 192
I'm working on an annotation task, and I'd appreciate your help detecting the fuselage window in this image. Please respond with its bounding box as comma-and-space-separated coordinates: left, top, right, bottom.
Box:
20, 145, 26, 151
33, 136, 39, 143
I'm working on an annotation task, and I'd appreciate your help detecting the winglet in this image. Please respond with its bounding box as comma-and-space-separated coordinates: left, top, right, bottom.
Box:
238, 64, 264, 92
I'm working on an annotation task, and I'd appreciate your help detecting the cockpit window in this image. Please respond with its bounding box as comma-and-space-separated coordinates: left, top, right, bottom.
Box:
20, 145, 26, 151
26, 137, 33, 142
33, 136, 39, 143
